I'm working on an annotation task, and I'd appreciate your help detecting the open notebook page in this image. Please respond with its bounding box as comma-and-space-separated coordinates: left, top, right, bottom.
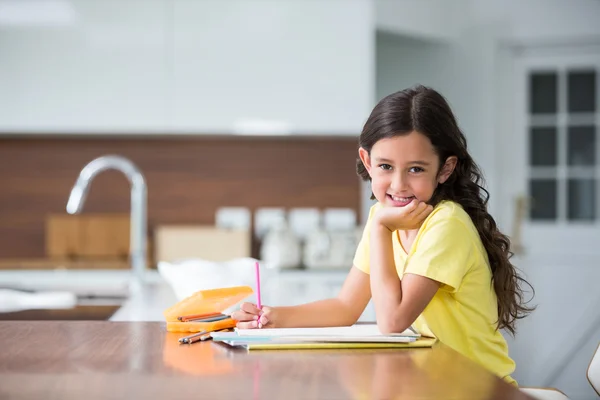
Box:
235, 324, 419, 338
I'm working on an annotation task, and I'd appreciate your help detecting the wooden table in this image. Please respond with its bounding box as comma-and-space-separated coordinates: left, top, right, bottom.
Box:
0, 321, 533, 399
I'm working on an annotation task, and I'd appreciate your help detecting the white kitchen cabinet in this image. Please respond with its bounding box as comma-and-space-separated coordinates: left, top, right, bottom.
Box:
0, 1, 169, 131
0, 0, 373, 134
169, 0, 373, 134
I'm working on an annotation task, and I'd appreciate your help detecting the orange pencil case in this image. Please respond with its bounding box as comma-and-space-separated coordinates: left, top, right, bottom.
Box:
163, 286, 253, 333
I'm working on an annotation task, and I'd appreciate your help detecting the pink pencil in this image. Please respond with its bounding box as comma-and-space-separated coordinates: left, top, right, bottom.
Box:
255, 261, 262, 310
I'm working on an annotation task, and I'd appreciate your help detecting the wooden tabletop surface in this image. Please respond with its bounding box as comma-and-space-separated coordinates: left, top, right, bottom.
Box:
0, 321, 533, 400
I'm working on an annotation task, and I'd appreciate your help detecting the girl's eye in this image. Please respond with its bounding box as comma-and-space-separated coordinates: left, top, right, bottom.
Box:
379, 164, 392, 171
409, 166, 425, 173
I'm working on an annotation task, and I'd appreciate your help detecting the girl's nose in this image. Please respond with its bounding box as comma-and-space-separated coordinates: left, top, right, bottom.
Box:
390, 172, 408, 191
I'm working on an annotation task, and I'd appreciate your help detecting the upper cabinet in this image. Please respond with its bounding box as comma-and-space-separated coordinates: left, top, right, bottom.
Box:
0, 0, 374, 135
0, 1, 169, 132
171, 0, 373, 134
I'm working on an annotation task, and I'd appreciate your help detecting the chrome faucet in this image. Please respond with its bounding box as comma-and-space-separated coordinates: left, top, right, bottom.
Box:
66, 155, 147, 290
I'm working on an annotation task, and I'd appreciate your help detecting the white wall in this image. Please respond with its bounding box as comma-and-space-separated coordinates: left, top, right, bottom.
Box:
470, 0, 600, 44
375, 0, 600, 44
375, 0, 469, 42
503, 256, 600, 399
0, 0, 374, 134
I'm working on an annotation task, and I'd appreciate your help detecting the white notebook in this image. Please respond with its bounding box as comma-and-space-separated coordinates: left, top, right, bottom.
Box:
235, 324, 420, 339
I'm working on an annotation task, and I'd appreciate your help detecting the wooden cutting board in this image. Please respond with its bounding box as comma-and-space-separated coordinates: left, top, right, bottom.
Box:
46, 214, 130, 260
154, 225, 250, 263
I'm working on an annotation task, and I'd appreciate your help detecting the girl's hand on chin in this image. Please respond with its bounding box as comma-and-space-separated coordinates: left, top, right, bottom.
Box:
374, 200, 433, 232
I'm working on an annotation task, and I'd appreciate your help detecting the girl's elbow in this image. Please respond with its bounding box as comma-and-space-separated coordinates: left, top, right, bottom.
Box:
377, 321, 395, 335
340, 314, 358, 327
344, 310, 362, 326
377, 316, 411, 335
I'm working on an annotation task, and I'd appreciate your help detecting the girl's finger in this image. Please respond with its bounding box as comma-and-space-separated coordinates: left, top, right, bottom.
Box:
258, 314, 270, 326
404, 201, 423, 219
416, 205, 433, 221
236, 320, 259, 329
231, 310, 256, 321
406, 199, 419, 212
240, 302, 261, 314
413, 201, 428, 215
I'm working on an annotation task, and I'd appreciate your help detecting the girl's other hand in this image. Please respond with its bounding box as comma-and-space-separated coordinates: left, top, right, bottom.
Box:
374, 200, 433, 232
231, 302, 276, 329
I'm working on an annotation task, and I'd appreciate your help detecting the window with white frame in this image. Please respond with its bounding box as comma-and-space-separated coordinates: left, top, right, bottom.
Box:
527, 68, 597, 223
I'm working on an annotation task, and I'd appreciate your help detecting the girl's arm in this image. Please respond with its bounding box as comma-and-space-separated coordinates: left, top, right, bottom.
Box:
369, 225, 440, 334
273, 266, 372, 328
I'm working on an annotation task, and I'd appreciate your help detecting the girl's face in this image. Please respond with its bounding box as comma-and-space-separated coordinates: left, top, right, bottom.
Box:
358, 131, 456, 207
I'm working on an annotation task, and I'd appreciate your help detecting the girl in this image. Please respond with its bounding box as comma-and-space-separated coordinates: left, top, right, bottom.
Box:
232, 85, 534, 384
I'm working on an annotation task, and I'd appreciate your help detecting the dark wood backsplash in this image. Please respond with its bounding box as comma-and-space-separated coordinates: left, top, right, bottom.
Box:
0, 135, 362, 260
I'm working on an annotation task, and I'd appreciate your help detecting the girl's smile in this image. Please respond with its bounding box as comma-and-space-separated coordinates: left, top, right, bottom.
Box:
386, 194, 416, 207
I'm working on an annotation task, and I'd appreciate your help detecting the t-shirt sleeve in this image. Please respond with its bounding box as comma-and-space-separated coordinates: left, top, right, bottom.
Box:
352, 203, 380, 274
404, 216, 475, 293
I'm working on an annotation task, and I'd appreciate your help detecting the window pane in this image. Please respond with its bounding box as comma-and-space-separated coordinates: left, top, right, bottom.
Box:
568, 126, 596, 166
530, 180, 557, 220
530, 127, 558, 166
568, 179, 596, 221
568, 70, 596, 113
530, 72, 557, 114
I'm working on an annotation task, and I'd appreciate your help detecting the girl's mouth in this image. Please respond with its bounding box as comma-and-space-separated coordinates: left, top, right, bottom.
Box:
387, 194, 415, 207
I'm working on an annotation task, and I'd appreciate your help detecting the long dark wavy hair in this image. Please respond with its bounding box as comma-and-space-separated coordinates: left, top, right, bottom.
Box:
357, 85, 535, 335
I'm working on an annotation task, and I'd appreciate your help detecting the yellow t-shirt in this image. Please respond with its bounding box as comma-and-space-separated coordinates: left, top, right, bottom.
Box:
353, 200, 517, 385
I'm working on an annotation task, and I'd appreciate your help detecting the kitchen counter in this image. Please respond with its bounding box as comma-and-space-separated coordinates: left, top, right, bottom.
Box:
0, 269, 163, 297
0, 321, 532, 400
0, 268, 353, 322
108, 279, 178, 321
0, 269, 178, 321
